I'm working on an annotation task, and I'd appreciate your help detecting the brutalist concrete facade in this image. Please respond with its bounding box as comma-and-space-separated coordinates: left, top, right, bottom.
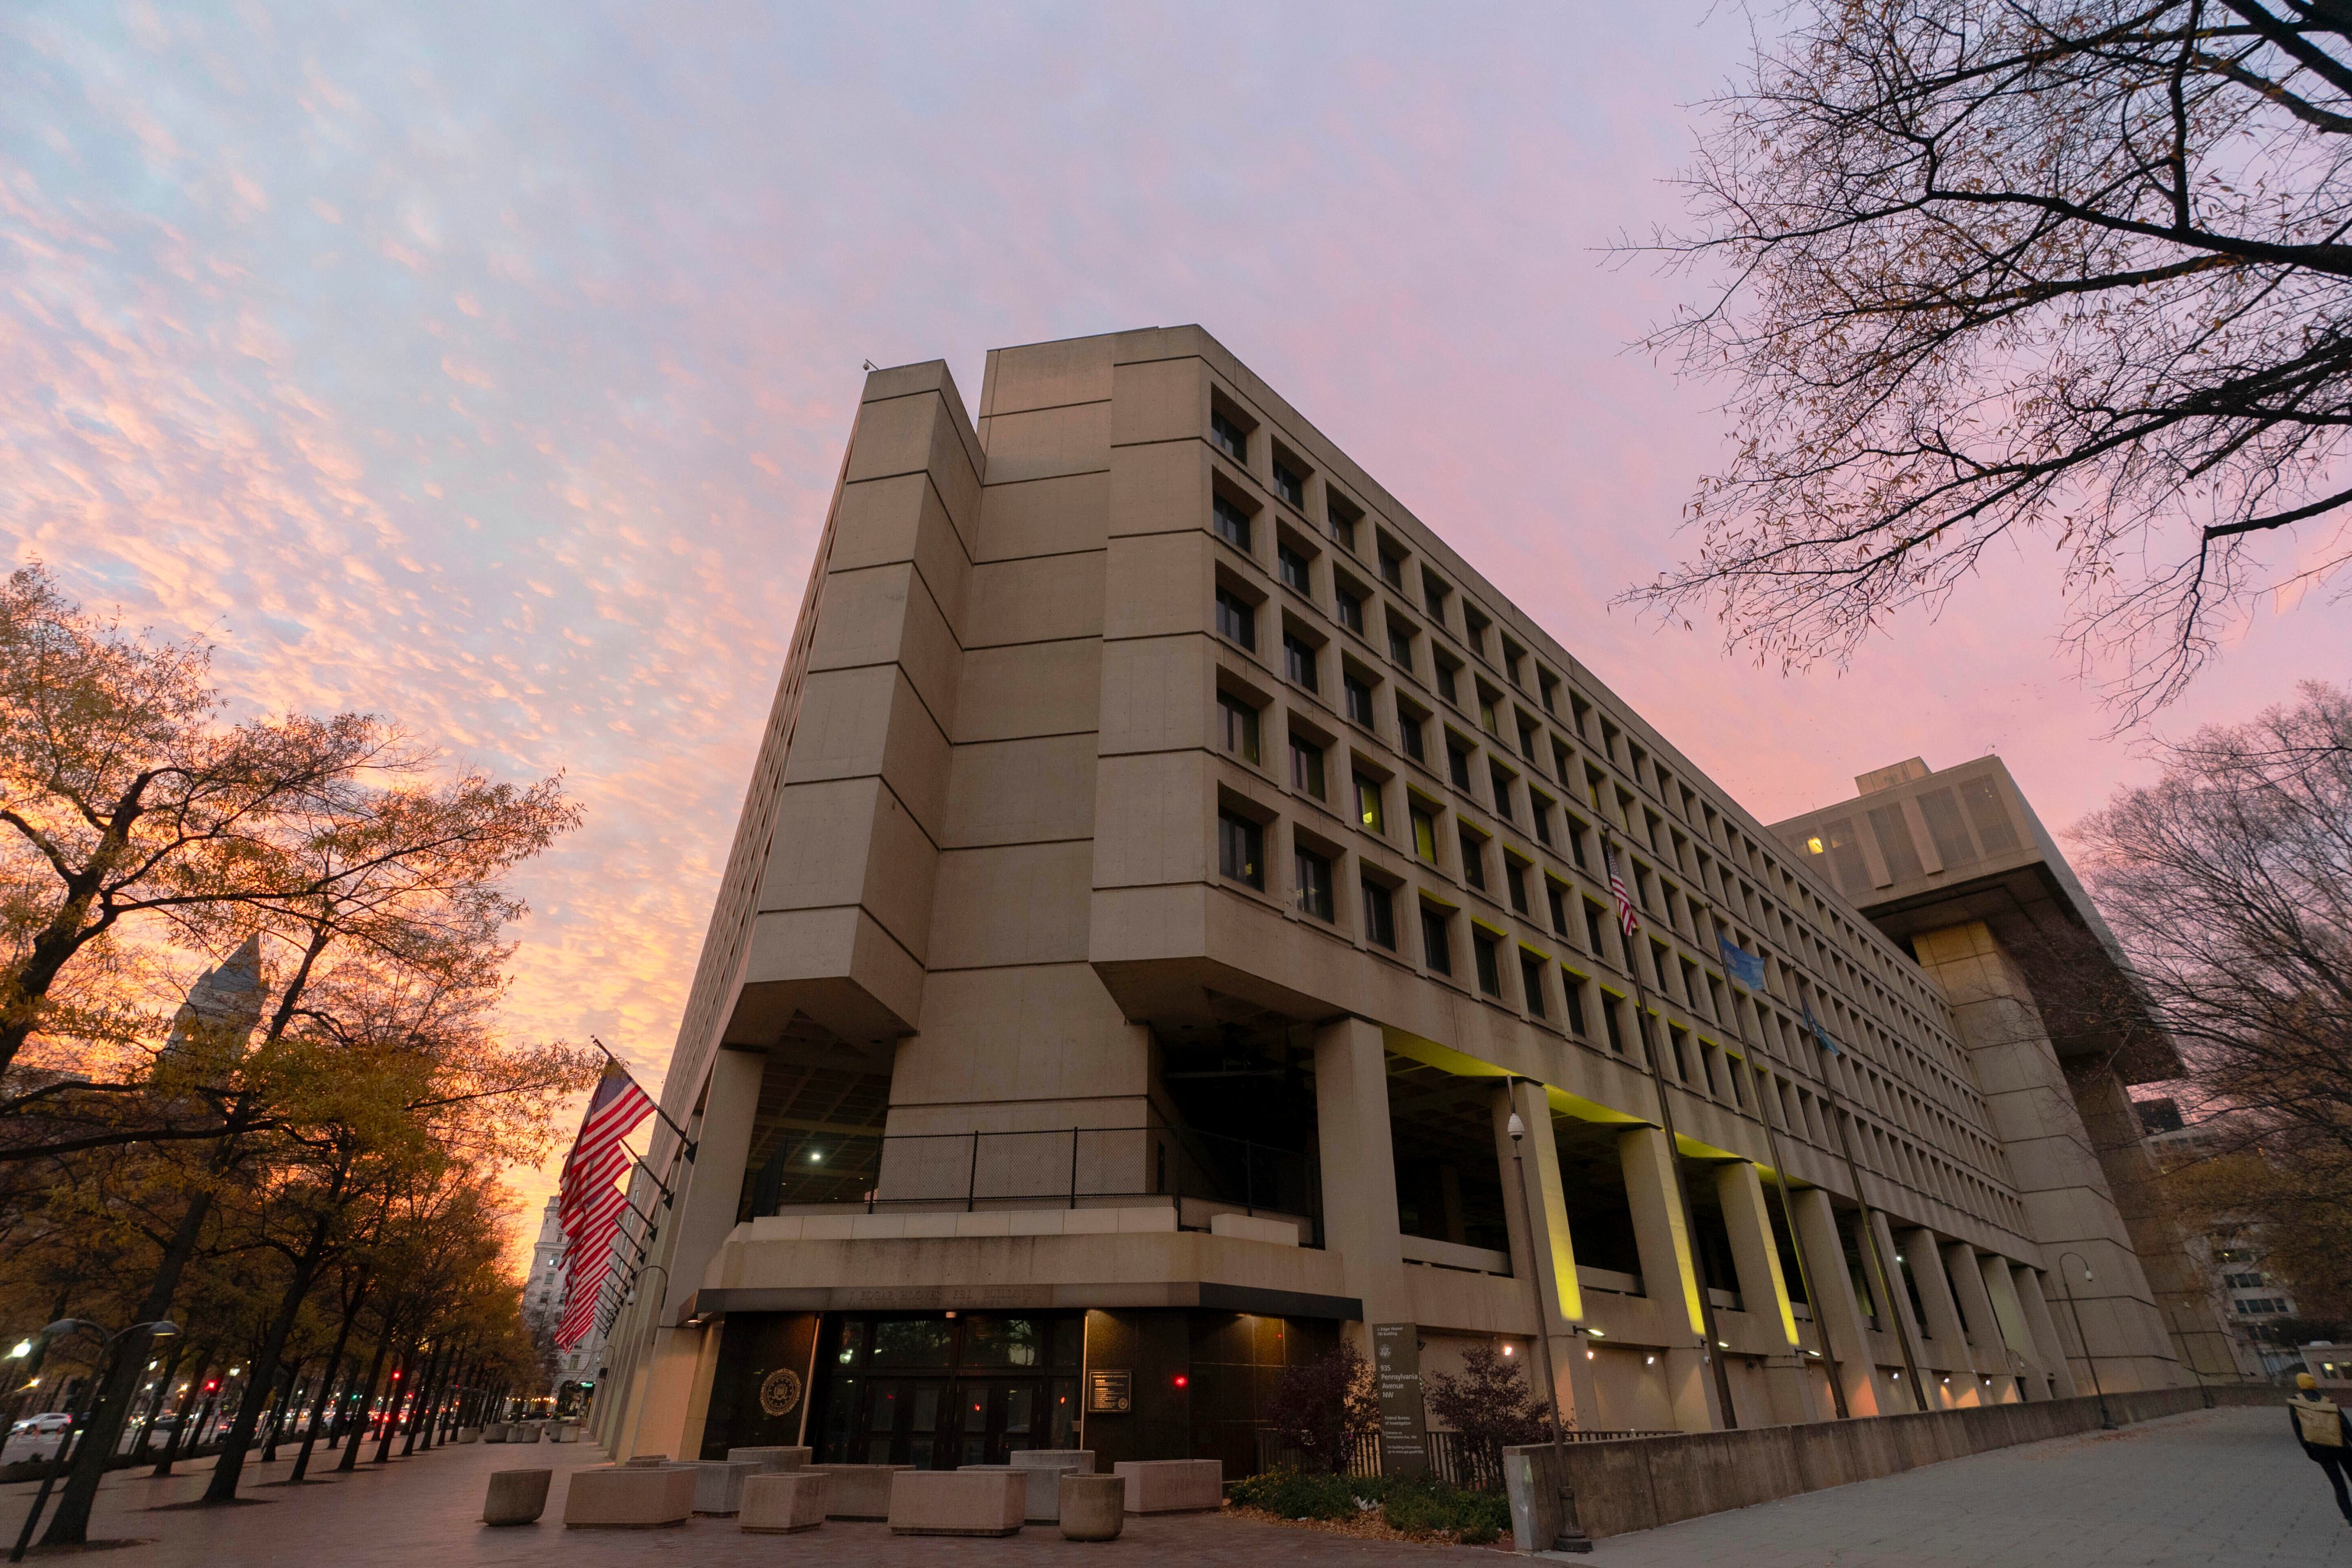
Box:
589, 329, 2200, 1476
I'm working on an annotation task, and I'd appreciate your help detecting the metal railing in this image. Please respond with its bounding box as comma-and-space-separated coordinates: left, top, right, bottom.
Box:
1253, 1426, 1683, 1490
754, 1123, 1322, 1246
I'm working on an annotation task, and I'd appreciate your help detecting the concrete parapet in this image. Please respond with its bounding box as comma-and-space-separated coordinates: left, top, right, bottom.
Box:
740, 1471, 827, 1534
1114, 1458, 1222, 1513
815, 1462, 916, 1519
561, 1464, 696, 1528
482, 1468, 551, 1525
888, 1469, 1026, 1536
1060, 1474, 1125, 1540
728, 1445, 812, 1472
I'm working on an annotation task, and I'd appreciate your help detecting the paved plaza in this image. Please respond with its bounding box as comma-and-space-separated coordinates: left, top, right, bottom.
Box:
4, 1407, 2346, 1566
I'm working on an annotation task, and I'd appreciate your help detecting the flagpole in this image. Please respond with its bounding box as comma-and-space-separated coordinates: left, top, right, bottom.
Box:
590, 1036, 697, 1161
1604, 829, 1739, 1430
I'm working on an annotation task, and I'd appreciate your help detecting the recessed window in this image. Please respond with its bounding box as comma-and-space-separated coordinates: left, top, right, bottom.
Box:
1473, 930, 1503, 997
1434, 656, 1459, 708
1218, 811, 1264, 890
1288, 734, 1326, 800
1422, 573, 1450, 623
1277, 540, 1311, 594
1335, 585, 1365, 634
1477, 686, 1500, 735
1214, 588, 1256, 651
1283, 633, 1319, 693
1421, 905, 1453, 975
1216, 691, 1261, 764
1447, 737, 1473, 791
1210, 408, 1249, 464
1272, 458, 1306, 510
1520, 951, 1548, 1018
1490, 763, 1516, 823
1602, 992, 1627, 1053
1327, 490, 1362, 552
1532, 793, 1554, 846
1355, 773, 1385, 835
1502, 637, 1527, 686
1398, 706, 1426, 763
1380, 542, 1406, 589
1463, 605, 1491, 656
1546, 878, 1569, 936
1343, 670, 1376, 728
1411, 802, 1440, 864
1363, 880, 1396, 949
1517, 716, 1539, 762
1459, 828, 1487, 890
1583, 898, 1609, 961
1562, 971, 1590, 1036
1505, 858, 1530, 916
1387, 621, 1414, 670
1212, 494, 1253, 552
1293, 844, 1335, 920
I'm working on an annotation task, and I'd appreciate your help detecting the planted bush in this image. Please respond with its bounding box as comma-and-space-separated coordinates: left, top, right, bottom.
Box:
1226, 1468, 1511, 1545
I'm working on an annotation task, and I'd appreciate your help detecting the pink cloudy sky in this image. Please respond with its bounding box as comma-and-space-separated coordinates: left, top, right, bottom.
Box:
6, 4, 2339, 1238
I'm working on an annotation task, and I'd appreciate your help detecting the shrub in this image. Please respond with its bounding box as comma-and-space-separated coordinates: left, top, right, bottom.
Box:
1226, 1467, 1511, 1545
1262, 1342, 1378, 1472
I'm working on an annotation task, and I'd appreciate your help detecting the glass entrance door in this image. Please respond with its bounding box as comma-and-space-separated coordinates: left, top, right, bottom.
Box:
814, 1312, 1084, 1468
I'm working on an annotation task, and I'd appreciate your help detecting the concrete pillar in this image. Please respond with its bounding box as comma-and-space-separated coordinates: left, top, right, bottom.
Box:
1867, 1210, 1928, 1411
1981, 1253, 2068, 1399
1617, 1126, 1721, 1431
1942, 1242, 2019, 1404
1790, 1188, 1882, 1416
2012, 1265, 2084, 1400
1492, 1082, 1599, 1429
659, 1046, 768, 1324
1311, 1017, 1415, 1329
1903, 1230, 1982, 1407
1717, 1161, 1816, 1422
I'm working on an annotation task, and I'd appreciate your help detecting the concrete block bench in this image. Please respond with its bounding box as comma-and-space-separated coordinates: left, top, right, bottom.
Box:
623, 1454, 674, 1467
562, 1463, 696, 1528
454, 1427, 481, 1444
740, 1470, 827, 1534
482, 1467, 551, 1526
728, 1445, 812, 1472
889, 1469, 1025, 1536
509, 1421, 543, 1443
964, 1450, 1093, 1521
814, 1463, 914, 1520
692, 1458, 763, 1515
482, 1421, 509, 1442
1061, 1474, 1125, 1540
1115, 1458, 1223, 1513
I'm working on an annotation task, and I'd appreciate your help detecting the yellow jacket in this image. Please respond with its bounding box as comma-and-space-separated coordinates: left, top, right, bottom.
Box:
2291, 1393, 2348, 1449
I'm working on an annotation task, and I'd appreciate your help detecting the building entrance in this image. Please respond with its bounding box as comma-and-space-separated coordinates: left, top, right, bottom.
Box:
812, 1312, 1082, 1468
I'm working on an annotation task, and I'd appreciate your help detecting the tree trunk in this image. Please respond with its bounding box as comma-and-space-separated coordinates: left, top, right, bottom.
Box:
130, 1339, 189, 1462
399, 1343, 439, 1457
289, 1281, 364, 1482
259, 1357, 303, 1463
372, 1342, 415, 1463
203, 1207, 335, 1502
149, 1353, 210, 1478
335, 1331, 392, 1474
41, 1189, 214, 1546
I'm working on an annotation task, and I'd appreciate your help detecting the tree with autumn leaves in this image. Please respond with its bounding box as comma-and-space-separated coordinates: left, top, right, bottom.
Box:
0, 565, 594, 1541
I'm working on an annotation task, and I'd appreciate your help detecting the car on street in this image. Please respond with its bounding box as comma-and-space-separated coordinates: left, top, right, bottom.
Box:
2, 1412, 73, 1465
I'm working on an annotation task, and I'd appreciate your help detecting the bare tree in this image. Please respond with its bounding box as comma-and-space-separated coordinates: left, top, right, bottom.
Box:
1629, 2, 2352, 720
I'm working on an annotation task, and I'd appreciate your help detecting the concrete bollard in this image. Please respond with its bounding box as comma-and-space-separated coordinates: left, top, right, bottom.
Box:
740, 1470, 828, 1534
481, 1468, 552, 1526
482, 1421, 510, 1443
1060, 1474, 1125, 1541
455, 1427, 481, 1444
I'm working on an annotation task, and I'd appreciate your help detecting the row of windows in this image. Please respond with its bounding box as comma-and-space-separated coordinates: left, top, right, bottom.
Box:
1195, 392, 2010, 1188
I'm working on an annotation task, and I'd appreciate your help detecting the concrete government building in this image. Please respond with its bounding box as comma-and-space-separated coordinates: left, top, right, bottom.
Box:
588, 327, 2228, 1476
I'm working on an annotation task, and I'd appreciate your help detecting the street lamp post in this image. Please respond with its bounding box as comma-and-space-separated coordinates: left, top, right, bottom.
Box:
9, 1319, 178, 1564
2053, 1253, 2114, 1430
1506, 1110, 1592, 1555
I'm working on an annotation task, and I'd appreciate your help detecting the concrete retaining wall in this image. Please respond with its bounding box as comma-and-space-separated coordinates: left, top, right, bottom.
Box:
1512, 1383, 2280, 1541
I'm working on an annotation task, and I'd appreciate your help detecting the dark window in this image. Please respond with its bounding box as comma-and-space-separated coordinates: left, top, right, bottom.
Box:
1327, 492, 1361, 551
1272, 460, 1305, 509
1490, 763, 1515, 822
1218, 811, 1264, 889
1381, 549, 1405, 589
1283, 634, 1319, 692
1532, 793, 1554, 846
1520, 951, 1548, 1017
1478, 689, 1500, 735
1546, 879, 1569, 936
1289, 735, 1325, 799
1506, 859, 1529, 915
1336, 586, 1365, 634
1421, 906, 1453, 975
1388, 623, 1414, 668
1210, 408, 1249, 462
1435, 659, 1459, 706
1214, 588, 1255, 651
1295, 846, 1334, 920
1518, 718, 1538, 761
1563, 971, 1590, 1036
1602, 994, 1626, 1054
1411, 804, 1439, 863
1216, 692, 1260, 763
1423, 576, 1449, 621
1463, 607, 1490, 654
1212, 493, 1253, 551
1399, 708, 1426, 762
1277, 540, 1311, 594
1459, 828, 1486, 890
1355, 773, 1384, 834
1363, 879, 1396, 948
1584, 898, 1609, 960
1474, 932, 1503, 997
1566, 813, 1590, 870
1447, 739, 1473, 790
1344, 671, 1376, 727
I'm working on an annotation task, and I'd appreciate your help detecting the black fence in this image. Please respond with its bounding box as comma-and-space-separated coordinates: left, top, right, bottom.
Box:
1253, 1426, 1681, 1490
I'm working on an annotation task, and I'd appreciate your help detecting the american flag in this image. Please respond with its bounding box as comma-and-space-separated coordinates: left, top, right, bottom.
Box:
553, 1060, 656, 1347
1605, 843, 1640, 938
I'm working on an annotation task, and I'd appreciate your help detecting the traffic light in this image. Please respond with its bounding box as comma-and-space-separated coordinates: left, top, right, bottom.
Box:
202, 1379, 219, 1394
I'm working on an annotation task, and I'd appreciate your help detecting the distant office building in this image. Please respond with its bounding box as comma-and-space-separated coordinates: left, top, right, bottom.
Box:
2137, 1099, 2300, 1379
527, 1195, 609, 1408
593, 329, 2216, 1472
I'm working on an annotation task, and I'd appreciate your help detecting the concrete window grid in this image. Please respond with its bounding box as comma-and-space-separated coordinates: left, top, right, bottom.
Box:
1193, 376, 2034, 1234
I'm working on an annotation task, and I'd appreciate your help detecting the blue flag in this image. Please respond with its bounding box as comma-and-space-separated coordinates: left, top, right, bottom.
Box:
1716, 934, 1766, 992
1801, 1000, 1843, 1057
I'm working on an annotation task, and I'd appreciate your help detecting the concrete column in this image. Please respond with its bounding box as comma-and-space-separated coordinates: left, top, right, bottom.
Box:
1790, 1188, 1883, 1416
2013, 1265, 2084, 1400
659, 1045, 768, 1324
1903, 1230, 1983, 1407
1867, 1210, 1928, 1411
1492, 1082, 1600, 1429
1617, 1125, 1721, 1431
1718, 1161, 1816, 1423
1311, 1017, 1415, 1329
1942, 1242, 2019, 1404
1982, 1253, 2071, 1399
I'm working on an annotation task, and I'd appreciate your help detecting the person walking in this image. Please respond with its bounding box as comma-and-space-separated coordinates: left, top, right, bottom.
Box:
2291, 1372, 2352, 1525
